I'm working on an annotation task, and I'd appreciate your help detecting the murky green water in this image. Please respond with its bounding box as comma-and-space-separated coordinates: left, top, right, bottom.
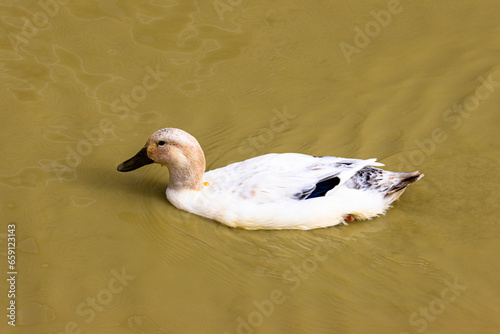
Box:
1, 0, 500, 333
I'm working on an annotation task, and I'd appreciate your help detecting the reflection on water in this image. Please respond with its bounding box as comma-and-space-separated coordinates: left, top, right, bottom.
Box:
1, 0, 500, 333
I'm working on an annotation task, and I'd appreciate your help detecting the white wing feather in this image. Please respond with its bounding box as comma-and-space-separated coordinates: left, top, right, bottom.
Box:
204, 153, 383, 203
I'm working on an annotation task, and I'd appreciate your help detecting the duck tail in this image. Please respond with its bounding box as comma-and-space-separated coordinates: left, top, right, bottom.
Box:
384, 171, 424, 203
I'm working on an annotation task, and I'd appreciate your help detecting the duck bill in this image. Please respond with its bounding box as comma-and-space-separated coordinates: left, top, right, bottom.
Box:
117, 147, 153, 172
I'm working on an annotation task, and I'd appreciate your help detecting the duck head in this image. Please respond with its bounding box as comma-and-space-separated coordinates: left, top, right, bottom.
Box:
117, 128, 206, 190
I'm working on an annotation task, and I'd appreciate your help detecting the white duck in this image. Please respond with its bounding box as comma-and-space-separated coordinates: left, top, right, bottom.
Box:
117, 128, 423, 230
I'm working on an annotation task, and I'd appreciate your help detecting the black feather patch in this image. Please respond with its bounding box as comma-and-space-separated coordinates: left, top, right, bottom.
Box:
293, 176, 341, 200
306, 177, 340, 199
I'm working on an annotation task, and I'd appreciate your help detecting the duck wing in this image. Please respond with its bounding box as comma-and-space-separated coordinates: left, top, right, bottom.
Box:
205, 153, 384, 204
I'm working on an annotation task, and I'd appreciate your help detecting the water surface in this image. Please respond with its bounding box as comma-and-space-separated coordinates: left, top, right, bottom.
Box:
1, 1, 500, 333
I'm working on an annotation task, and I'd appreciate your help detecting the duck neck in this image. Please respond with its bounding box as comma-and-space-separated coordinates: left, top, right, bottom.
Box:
167, 149, 206, 191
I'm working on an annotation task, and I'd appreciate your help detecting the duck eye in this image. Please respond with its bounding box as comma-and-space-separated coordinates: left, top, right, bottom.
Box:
157, 141, 166, 146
